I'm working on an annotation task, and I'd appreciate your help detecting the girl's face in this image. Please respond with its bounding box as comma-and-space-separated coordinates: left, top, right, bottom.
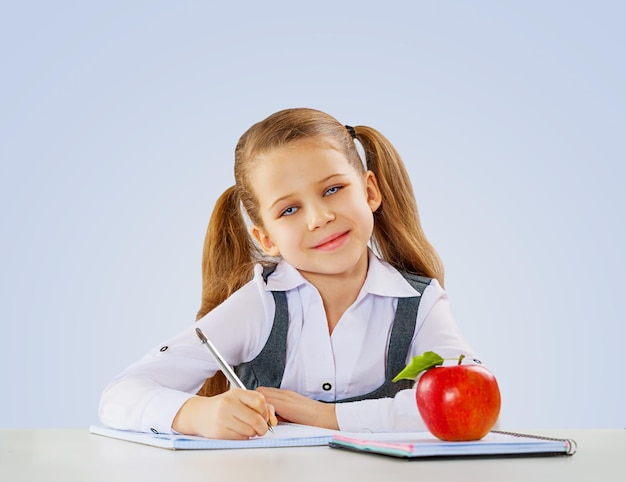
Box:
250, 138, 382, 280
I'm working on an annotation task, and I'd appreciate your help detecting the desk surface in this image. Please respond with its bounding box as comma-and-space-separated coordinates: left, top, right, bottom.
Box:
0, 428, 624, 482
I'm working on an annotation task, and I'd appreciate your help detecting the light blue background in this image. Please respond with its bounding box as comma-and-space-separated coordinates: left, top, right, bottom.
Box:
1, 1, 623, 429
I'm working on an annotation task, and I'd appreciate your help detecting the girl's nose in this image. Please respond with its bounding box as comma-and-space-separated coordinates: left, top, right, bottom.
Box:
306, 204, 335, 231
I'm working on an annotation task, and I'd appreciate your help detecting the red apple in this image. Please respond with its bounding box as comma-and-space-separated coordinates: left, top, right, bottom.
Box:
393, 352, 501, 441
416, 363, 501, 441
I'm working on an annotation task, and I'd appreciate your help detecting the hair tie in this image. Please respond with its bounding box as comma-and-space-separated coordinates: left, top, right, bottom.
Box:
345, 125, 357, 139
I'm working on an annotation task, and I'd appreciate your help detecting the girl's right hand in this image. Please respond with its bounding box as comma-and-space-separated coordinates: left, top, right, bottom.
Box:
172, 388, 277, 439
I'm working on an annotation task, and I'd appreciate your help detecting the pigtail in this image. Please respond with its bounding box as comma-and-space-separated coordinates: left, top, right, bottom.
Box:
196, 185, 263, 397
196, 186, 262, 318
354, 126, 445, 287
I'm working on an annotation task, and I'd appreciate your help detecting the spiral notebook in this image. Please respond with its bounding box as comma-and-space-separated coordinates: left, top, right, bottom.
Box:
89, 423, 338, 450
329, 430, 577, 459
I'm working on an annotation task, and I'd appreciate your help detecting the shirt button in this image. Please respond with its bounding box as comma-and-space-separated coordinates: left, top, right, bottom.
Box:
159, 346, 168, 352
322, 382, 332, 391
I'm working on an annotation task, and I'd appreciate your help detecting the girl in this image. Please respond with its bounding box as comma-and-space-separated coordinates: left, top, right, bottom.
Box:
99, 107, 484, 440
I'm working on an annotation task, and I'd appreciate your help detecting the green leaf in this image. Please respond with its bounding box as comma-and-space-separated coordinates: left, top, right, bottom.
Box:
392, 351, 444, 382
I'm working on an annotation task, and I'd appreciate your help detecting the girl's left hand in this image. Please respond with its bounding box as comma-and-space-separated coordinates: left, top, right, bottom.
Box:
255, 387, 339, 430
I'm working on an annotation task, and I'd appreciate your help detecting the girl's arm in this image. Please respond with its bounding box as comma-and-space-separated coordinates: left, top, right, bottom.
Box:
255, 387, 339, 430
98, 269, 276, 437
261, 385, 424, 432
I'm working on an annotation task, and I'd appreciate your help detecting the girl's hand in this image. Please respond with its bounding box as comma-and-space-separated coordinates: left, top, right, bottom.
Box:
172, 389, 277, 439
256, 387, 339, 430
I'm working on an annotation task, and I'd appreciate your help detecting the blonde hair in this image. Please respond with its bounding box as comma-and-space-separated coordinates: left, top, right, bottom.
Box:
196, 107, 443, 397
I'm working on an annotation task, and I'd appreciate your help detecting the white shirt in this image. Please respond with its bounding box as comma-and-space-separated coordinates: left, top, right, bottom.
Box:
99, 251, 479, 434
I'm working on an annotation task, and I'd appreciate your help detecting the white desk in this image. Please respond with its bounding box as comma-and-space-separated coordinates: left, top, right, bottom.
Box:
0, 429, 624, 482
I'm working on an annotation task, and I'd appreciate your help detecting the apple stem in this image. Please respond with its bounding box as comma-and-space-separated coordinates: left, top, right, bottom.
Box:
440, 354, 467, 365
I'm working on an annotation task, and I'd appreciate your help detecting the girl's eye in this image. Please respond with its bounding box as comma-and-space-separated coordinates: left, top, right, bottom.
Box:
281, 206, 298, 217
324, 186, 341, 196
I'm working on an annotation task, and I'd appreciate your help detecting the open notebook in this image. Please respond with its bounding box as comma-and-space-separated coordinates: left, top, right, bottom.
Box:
329, 430, 577, 459
89, 423, 338, 450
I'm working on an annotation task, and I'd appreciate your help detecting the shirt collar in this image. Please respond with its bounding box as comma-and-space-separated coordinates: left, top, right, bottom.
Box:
263, 249, 421, 299
362, 250, 422, 298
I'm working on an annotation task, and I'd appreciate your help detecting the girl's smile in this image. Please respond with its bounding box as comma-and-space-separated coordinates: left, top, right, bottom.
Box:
312, 230, 350, 251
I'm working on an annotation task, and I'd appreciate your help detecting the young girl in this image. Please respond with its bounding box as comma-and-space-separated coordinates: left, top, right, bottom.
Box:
99, 107, 484, 440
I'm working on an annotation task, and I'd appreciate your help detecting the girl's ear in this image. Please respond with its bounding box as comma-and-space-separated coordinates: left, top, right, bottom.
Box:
364, 171, 382, 212
251, 226, 281, 256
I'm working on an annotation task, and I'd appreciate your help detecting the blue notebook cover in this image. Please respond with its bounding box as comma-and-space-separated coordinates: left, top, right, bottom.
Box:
329, 430, 577, 459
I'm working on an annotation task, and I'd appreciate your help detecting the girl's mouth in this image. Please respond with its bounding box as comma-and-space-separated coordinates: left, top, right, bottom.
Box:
313, 231, 350, 251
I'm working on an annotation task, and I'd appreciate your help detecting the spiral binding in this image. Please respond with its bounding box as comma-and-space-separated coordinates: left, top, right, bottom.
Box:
492, 430, 578, 455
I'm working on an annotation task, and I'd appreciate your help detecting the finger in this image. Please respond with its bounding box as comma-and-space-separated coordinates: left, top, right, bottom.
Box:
232, 388, 266, 414
232, 409, 272, 437
219, 400, 268, 438
213, 389, 270, 437
267, 404, 278, 427
256, 387, 287, 405
232, 391, 274, 436
256, 386, 280, 397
